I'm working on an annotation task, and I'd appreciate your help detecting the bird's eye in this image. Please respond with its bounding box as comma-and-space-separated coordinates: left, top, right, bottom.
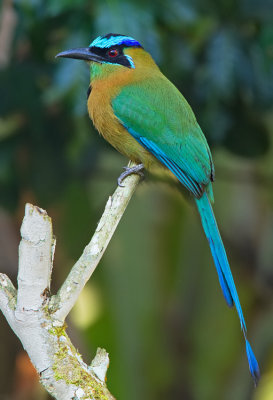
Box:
107, 49, 119, 57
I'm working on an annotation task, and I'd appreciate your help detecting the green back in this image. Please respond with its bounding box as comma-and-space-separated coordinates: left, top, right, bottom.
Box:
112, 73, 215, 198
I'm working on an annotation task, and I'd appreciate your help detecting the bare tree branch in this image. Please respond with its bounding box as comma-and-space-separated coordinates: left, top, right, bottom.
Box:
0, 162, 141, 399
49, 161, 141, 321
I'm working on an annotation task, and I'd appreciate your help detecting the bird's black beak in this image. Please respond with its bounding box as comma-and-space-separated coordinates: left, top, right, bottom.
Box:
56, 47, 104, 63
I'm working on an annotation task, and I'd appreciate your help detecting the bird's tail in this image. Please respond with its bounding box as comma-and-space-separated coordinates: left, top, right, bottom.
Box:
195, 192, 260, 385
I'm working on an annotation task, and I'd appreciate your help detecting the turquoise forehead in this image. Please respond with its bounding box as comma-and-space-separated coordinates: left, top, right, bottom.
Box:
89, 35, 141, 49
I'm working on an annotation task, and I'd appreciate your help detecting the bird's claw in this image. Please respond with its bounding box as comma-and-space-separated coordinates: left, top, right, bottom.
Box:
117, 164, 145, 187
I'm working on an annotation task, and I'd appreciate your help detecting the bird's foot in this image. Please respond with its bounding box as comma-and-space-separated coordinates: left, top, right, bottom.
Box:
117, 163, 145, 187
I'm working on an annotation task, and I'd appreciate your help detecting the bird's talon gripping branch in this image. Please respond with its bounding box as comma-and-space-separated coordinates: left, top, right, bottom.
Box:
117, 163, 144, 187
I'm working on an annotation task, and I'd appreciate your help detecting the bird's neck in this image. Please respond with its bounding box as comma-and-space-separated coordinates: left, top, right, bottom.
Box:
90, 65, 134, 98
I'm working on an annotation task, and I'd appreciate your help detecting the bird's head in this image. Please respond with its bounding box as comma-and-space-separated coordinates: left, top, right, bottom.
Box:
56, 33, 157, 80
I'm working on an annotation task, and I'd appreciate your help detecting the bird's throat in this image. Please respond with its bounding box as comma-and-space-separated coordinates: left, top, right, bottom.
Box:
90, 62, 127, 82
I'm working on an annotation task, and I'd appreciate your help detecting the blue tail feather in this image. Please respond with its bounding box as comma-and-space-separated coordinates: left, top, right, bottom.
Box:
195, 193, 259, 384
195, 193, 246, 330
209, 240, 233, 307
246, 340, 260, 386
200, 204, 233, 307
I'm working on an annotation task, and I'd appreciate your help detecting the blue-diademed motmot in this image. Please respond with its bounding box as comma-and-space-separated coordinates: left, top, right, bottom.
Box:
56, 33, 260, 384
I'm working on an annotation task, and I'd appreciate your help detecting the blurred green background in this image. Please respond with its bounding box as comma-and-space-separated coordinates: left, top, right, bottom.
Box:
0, 0, 273, 399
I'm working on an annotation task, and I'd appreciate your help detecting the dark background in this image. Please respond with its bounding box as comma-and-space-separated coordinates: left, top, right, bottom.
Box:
0, 0, 272, 399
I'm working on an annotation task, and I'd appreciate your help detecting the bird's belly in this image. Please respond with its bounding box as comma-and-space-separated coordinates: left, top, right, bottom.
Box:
88, 89, 156, 168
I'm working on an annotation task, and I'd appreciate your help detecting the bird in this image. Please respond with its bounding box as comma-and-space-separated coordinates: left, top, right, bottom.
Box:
56, 33, 260, 384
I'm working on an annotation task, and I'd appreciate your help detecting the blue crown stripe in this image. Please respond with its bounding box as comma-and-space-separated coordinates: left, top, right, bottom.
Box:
90, 35, 141, 49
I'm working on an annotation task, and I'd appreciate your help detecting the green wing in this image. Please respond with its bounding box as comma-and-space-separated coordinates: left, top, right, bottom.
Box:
112, 74, 214, 198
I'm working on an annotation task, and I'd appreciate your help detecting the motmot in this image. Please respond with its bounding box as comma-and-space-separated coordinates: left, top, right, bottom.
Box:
56, 33, 260, 384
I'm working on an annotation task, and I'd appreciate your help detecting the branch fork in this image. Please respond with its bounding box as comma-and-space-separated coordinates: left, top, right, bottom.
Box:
0, 162, 141, 399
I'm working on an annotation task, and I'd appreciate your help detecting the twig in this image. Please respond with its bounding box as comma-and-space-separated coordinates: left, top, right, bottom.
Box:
49, 161, 141, 321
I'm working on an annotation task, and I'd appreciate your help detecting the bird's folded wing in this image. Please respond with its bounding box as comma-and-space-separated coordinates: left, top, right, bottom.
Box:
112, 77, 214, 198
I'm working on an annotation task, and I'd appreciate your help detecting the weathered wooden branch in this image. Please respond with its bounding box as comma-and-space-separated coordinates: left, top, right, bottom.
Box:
0, 162, 141, 400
